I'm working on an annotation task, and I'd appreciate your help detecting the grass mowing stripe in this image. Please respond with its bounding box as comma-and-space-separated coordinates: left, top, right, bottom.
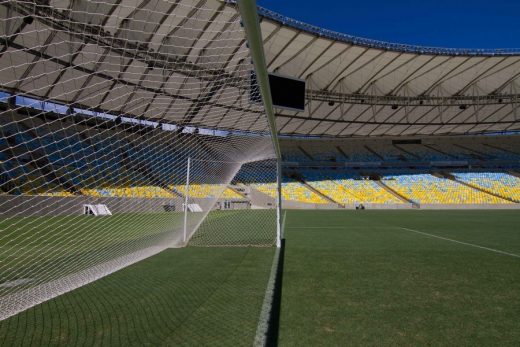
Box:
398, 226, 520, 259
163, 248, 252, 336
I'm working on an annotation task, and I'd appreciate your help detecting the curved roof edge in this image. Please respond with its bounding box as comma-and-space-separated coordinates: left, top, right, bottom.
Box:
256, 5, 520, 57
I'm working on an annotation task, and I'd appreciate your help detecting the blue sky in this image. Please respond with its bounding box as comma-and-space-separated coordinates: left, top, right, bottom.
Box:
257, 0, 520, 49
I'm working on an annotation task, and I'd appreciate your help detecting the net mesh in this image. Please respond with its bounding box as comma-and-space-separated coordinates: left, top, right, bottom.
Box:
0, 0, 278, 320
189, 158, 278, 247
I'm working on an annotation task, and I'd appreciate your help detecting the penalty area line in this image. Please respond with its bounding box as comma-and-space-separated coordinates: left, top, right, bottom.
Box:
285, 226, 390, 229
398, 227, 520, 259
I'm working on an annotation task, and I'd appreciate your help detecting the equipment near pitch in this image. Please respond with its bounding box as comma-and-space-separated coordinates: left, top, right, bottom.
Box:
184, 204, 203, 213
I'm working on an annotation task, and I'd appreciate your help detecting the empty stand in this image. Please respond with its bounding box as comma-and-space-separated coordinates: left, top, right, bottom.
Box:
251, 179, 328, 204
303, 172, 403, 204
452, 172, 520, 203
383, 174, 512, 205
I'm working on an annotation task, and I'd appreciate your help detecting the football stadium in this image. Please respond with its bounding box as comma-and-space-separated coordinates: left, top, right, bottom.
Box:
1, 0, 520, 345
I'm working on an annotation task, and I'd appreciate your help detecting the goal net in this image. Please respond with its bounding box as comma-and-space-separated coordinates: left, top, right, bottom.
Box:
188, 158, 278, 247
0, 0, 279, 320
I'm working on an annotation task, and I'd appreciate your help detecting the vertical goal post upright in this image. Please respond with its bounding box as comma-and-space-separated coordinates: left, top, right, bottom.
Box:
238, 0, 283, 248
183, 157, 191, 244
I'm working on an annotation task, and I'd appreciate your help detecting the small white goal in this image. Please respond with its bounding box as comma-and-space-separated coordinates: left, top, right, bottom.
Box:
83, 204, 113, 216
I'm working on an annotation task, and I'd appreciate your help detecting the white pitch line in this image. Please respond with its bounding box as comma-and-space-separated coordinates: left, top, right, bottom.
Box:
281, 211, 287, 238
285, 226, 389, 229
254, 212, 287, 345
253, 247, 280, 347
399, 227, 520, 259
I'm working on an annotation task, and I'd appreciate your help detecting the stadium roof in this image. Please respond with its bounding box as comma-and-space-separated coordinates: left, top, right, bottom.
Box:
1, 0, 269, 133
259, 7, 520, 137
1, 1, 520, 138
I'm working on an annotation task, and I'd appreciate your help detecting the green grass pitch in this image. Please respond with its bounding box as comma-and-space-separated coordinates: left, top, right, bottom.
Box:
280, 210, 520, 346
1, 209, 519, 345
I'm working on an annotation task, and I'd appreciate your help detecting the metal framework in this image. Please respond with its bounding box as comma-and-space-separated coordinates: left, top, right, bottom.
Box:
1, 0, 519, 139
0, 0, 265, 133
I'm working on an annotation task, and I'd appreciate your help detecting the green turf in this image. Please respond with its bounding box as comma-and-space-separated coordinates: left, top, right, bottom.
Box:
0, 246, 275, 346
279, 210, 520, 346
0, 209, 277, 346
2, 209, 520, 346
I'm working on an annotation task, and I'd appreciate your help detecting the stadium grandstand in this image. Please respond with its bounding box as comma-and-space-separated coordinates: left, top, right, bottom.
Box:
0, 0, 519, 345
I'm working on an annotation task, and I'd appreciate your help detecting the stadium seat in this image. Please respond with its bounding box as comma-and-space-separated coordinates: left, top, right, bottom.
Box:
383, 174, 512, 204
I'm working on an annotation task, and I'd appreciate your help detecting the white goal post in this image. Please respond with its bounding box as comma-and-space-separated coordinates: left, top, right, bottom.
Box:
239, 0, 283, 248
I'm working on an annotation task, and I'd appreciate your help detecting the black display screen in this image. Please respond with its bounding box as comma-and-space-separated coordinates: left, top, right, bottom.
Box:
268, 73, 306, 111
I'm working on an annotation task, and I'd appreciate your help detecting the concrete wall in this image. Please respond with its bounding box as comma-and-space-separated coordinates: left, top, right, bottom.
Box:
282, 200, 338, 210
281, 201, 415, 210
249, 188, 276, 209
0, 195, 253, 217
0, 195, 181, 217
419, 204, 520, 210
3, 194, 516, 217
280, 201, 518, 210
359, 203, 415, 210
